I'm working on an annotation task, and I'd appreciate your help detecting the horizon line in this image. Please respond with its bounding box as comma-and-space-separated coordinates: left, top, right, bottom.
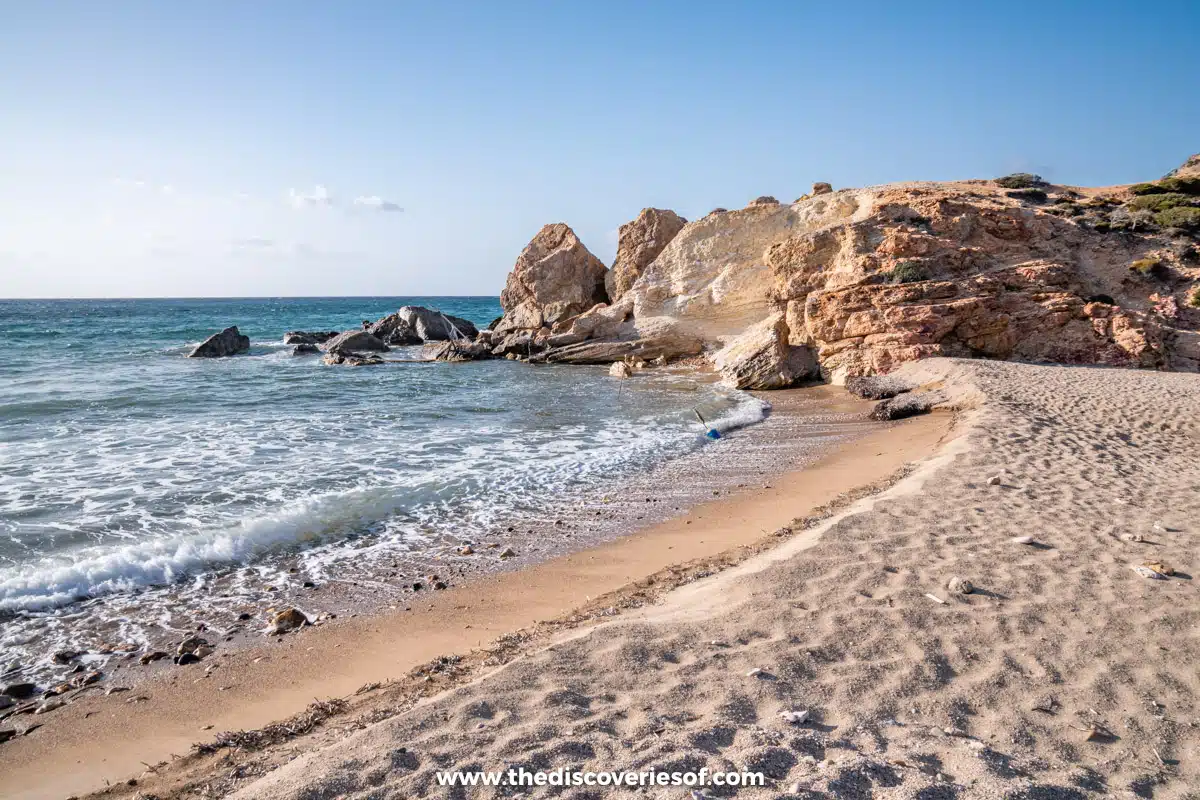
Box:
0, 294, 503, 302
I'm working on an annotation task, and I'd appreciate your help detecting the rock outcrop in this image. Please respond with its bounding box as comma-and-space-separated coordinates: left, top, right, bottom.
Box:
1165, 153, 1200, 180
605, 208, 687, 303
370, 307, 478, 345
451, 157, 1200, 385
496, 224, 608, 332
189, 326, 250, 358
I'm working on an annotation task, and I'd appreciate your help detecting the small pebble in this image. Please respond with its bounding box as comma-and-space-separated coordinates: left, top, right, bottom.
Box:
947, 576, 974, 594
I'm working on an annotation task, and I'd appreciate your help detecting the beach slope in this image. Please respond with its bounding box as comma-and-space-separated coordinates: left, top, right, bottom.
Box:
220, 358, 1200, 798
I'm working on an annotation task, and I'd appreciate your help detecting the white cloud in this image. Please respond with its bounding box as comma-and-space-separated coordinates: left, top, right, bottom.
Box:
353, 195, 403, 212
288, 185, 334, 209
232, 237, 276, 249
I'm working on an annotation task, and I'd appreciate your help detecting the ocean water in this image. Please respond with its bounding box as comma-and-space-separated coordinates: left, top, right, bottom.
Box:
0, 298, 770, 630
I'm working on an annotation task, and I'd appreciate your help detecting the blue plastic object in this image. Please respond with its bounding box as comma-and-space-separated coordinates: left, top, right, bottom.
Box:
705, 429, 721, 440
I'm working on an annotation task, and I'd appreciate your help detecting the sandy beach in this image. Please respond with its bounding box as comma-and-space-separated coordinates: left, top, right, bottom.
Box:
22, 356, 1195, 800
0, 385, 949, 799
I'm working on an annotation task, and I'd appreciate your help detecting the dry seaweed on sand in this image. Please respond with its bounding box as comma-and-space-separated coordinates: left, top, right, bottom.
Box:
193, 698, 349, 753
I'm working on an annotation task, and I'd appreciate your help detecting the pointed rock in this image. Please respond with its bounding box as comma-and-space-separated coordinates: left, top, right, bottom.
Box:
497, 223, 608, 332
606, 208, 687, 302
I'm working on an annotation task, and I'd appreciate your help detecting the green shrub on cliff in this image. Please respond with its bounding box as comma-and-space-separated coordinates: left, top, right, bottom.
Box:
1006, 188, 1048, 203
1129, 176, 1200, 196
1127, 193, 1197, 213
890, 261, 928, 284
1155, 207, 1200, 230
994, 173, 1047, 189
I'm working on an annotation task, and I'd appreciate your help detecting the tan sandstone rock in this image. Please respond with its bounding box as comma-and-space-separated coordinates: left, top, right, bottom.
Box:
497, 223, 608, 332
483, 161, 1200, 383
605, 208, 687, 302
1165, 153, 1200, 179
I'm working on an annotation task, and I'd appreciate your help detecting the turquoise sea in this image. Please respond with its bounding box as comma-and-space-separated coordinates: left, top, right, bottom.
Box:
0, 297, 767, 628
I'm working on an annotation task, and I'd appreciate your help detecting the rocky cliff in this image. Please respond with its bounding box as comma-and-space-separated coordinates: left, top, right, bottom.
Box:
469, 164, 1200, 387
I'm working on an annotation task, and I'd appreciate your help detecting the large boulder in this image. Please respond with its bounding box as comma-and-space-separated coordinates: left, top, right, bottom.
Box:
323, 330, 389, 356
368, 313, 421, 345
497, 224, 608, 332
189, 326, 250, 358
399, 307, 478, 341
369, 306, 478, 345
711, 315, 818, 389
605, 208, 688, 302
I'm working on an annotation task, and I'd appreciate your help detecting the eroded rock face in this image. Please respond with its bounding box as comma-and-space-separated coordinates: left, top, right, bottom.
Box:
477, 165, 1200, 383
497, 223, 608, 332
605, 208, 687, 302
189, 326, 250, 358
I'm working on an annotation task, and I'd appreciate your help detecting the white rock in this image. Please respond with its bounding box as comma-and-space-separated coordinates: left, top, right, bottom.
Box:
35, 698, 65, 714
986, 475, 1002, 486
1132, 565, 1166, 580
1011, 536, 1035, 545
780, 710, 810, 724
746, 668, 763, 677
947, 576, 974, 594
608, 361, 632, 379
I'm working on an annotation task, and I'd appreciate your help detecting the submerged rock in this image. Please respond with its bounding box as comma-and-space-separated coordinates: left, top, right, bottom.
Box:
283, 331, 338, 345
427, 340, 493, 362
188, 326, 250, 358
292, 343, 320, 355
323, 352, 385, 366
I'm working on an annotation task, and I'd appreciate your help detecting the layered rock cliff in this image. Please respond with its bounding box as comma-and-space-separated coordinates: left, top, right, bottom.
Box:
469, 163, 1200, 386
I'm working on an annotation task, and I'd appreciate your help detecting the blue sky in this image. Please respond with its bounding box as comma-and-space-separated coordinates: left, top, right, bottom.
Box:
1, 1, 1197, 298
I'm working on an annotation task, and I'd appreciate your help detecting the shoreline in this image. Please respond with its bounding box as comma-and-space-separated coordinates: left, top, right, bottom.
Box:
0, 391, 955, 800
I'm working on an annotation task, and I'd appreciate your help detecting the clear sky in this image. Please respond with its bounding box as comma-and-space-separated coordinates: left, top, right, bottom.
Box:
1, 1, 1197, 298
